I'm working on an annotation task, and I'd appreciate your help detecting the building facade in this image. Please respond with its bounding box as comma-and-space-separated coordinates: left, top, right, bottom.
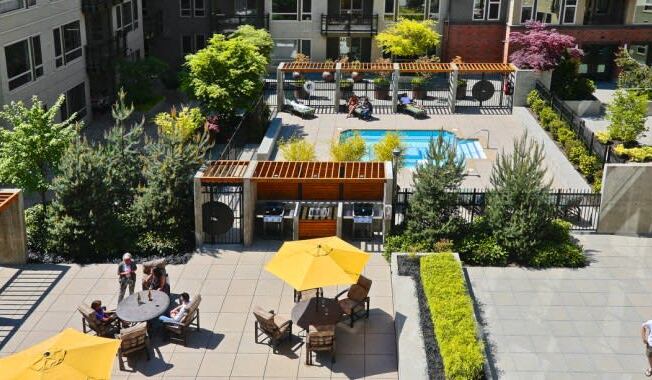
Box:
0, 0, 144, 123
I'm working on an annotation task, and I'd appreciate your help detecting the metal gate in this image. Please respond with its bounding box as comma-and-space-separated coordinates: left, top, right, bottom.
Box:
455, 72, 514, 114
202, 183, 243, 244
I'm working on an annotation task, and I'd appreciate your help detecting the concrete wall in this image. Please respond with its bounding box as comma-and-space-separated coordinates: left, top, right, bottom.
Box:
513, 69, 551, 106
0, 0, 91, 123
597, 163, 652, 235
0, 190, 26, 264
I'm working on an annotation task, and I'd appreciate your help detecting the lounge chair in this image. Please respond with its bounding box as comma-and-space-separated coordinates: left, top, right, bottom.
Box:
117, 322, 150, 370
252, 306, 293, 353
306, 324, 336, 365
293, 287, 323, 302
399, 96, 426, 119
163, 294, 201, 346
335, 275, 372, 327
285, 98, 315, 119
78, 303, 120, 338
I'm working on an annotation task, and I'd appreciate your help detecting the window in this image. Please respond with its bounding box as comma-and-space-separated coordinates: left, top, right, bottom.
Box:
53, 21, 82, 68
520, 0, 534, 23
4, 36, 43, 91
272, 0, 310, 20
487, 0, 500, 19
181, 35, 193, 55
180, 0, 191, 17
61, 82, 87, 121
133, 0, 139, 29
271, 39, 310, 62
646, 0, 652, 11
472, 0, 485, 20
0, 0, 35, 15
399, 0, 424, 20
341, 0, 362, 14
194, 0, 205, 16
116, 1, 133, 32
562, 0, 576, 23
301, 0, 311, 20
195, 34, 206, 50
633, 0, 652, 24
429, 0, 440, 19
629, 44, 649, 65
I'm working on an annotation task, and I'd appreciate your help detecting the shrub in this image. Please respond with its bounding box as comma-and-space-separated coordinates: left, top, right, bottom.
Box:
578, 154, 599, 178
456, 234, 508, 266
330, 132, 366, 161
596, 131, 610, 144
548, 119, 567, 138
556, 127, 574, 146
375, 18, 440, 57
117, 56, 168, 105
526, 90, 543, 111
528, 220, 587, 268
510, 21, 582, 71
279, 137, 316, 161
565, 139, 587, 165
537, 107, 557, 129
552, 56, 596, 100
433, 239, 454, 253
373, 76, 390, 87
592, 178, 602, 193
154, 106, 205, 142
382, 233, 430, 261
606, 89, 648, 145
25, 205, 49, 254
486, 134, 554, 263
421, 254, 485, 380
373, 131, 404, 168
613, 144, 652, 162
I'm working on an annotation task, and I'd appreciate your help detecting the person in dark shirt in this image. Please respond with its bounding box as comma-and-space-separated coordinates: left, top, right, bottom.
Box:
146, 266, 170, 295
117, 252, 137, 303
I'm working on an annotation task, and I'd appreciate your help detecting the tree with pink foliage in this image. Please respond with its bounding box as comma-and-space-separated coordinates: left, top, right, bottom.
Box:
509, 21, 583, 71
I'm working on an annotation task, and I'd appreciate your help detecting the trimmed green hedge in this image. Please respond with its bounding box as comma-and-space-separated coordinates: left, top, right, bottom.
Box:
420, 253, 484, 380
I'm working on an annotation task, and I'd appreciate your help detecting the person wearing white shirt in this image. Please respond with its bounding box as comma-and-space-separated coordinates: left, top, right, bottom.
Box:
641, 320, 652, 376
159, 292, 190, 324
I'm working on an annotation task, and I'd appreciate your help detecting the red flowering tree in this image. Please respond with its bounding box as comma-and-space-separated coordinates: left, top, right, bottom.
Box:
509, 21, 583, 71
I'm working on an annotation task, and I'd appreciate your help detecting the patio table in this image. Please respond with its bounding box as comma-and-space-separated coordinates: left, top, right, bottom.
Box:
291, 297, 341, 331
116, 290, 170, 323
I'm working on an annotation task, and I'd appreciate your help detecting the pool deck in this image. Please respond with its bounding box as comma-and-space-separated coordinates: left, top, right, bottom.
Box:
272, 108, 590, 190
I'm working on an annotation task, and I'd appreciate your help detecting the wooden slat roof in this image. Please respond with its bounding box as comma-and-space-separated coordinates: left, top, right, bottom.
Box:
457, 63, 515, 73
252, 161, 386, 182
399, 62, 452, 73
281, 61, 336, 72
340, 62, 394, 72
0, 190, 19, 214
201, 160, 250, 183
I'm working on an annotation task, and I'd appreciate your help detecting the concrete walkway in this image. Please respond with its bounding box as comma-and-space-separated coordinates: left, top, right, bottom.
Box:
467, 234, 652, 379
0, 243, 397, 379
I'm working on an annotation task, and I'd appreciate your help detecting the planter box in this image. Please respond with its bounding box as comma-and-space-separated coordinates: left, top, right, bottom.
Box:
563, 97, 601, 117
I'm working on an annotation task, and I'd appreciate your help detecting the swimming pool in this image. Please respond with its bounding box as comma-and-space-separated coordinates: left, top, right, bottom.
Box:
339, 129, 486, 168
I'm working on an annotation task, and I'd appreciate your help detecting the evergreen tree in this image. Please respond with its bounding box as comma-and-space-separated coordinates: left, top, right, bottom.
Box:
485, 134, 553, 263
406, 132, 465, 246
47, 137, 119, 261
131, 132, 209, 254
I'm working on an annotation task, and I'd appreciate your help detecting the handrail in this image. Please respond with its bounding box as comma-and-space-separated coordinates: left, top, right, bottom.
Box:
320, 14, 379, 35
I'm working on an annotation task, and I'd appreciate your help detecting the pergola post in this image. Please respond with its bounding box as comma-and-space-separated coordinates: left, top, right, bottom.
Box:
242, 161, 258, 246
449, 62, 459, 114
277, 62, 285, 110
193, 169, 204, 248
392, 63, 400, 113
334, 62, 342, 112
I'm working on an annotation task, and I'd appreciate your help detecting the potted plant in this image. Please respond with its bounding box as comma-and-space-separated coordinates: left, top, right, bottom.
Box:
373, 77, 390, 100
456, 79, 467, 100
293, 78, 308, 99
411, 77, 427, 100
322, 59, 335, 82
340, 79, 354, 98
351, 60, 363, 82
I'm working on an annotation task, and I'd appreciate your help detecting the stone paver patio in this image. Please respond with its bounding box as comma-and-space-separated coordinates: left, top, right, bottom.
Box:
0, 243, 397, 379
467, 234, 652, 379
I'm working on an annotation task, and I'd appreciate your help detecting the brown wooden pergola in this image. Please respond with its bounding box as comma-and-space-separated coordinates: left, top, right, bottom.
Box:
201, 160, 249, 183
457, 63, 516, 74
280, 62, 336, 73
0, 190, 19, 214
251, 161, 385, 182
399, 62, 452, 73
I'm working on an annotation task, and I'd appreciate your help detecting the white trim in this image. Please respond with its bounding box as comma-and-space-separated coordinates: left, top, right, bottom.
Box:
487, 0, 501, 20
562, 0, 577, 24
3, 34, 43, 92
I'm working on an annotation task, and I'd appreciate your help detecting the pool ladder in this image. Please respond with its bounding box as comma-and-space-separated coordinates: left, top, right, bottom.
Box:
468, 129, 490, 149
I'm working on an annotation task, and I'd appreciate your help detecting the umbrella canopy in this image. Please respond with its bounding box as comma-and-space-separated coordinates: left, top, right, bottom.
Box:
265, 236, 370, 291
0, 328, 120, 380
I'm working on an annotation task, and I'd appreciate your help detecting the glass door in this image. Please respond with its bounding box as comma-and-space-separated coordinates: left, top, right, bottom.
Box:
341, 0, 363, 14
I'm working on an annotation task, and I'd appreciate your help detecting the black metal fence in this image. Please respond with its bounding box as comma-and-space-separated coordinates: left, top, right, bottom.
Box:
396, 73, 451, 114
201, 183, 243, 244
534, 81, 626, 166
217, 96, 268, 160
456, 72, 514, 114
394, 187, 601, 231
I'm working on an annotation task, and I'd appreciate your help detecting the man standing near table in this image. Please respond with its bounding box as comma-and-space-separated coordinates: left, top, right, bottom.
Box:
118, 252, 137, 303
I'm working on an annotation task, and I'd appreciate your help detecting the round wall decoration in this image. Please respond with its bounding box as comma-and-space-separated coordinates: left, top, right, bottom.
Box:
202, 201, 234, 235
471, 80, 495, 102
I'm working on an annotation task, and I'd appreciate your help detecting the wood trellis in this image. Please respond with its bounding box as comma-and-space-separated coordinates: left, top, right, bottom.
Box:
399, 62, 452, 73
456, 63, 516, 73
0, 190, 19, 214
201, 160, 250, 183
340, 62, 393, 72
252, 161, 386, 183
280, 62, 336, 73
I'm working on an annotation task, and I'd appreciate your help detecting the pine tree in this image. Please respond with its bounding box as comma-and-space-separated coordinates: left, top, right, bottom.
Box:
406, 132, 465, 246
485, 133, 553, 263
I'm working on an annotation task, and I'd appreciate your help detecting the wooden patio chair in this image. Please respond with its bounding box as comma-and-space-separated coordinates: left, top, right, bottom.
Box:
335, 275, 372, 328
78, 303, 119, 338
306, 324, 336, 365
141, 258, 167, 290
117, 322, 150, 370
252, 306, 292, 353
293, 287, 323, 302
163, 294, 201, 346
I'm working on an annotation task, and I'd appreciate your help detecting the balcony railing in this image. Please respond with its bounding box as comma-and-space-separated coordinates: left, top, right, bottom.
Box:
320, 14, 378, 35
85, 32, 126, 73
212, 13, 269, 33
81, 0, 119, 13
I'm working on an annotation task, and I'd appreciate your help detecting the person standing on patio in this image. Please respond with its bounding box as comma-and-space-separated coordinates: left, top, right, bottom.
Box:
642, 319, 652, 376
118, 253, 137, 303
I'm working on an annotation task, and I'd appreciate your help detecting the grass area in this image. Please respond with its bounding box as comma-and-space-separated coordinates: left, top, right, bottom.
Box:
133, 95, 165, 113
420, 253, 484, 380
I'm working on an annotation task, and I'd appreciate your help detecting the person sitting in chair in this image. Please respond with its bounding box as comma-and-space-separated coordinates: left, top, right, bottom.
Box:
360, 97, 373, 121
91, 300, 117, 325
145, 267, 170, 295
346, 95, 359, 118
158, 292, 191, 324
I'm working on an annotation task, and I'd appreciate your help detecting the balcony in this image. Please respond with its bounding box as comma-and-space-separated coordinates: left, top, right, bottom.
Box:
320, 14, 379, 35
85, 33, 126, 73
212, 13, 269, 33
81, 0, 120, 13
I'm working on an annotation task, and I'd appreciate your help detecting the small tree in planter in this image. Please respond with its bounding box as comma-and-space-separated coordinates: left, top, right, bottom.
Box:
411, 56, 439, 100
372, 58, 392, 100
376, 18, 440, 58
605, 89, 648, 146
330, 132, 366, 161
291, 53, 310, 98
509, 21, 583, 71
322, 58, 335, 82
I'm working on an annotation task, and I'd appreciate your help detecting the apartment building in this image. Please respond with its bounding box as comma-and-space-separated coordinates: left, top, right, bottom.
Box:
0, 0, 144, 123
0, 0, 91, 122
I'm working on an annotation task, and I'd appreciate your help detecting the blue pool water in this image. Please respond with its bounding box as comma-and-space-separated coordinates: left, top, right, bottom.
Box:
339, 129, 486, 168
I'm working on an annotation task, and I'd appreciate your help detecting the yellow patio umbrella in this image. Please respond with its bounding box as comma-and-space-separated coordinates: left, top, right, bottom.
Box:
0, 328, 120, 380
265, 236, 370, 291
